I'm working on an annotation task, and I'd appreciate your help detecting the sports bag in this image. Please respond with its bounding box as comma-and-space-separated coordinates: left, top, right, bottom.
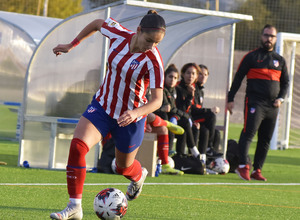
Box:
226, 139, 252, 173
172, 154, 205, 175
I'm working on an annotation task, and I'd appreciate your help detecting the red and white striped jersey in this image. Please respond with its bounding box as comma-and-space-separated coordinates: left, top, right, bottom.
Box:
95, 17, 164, 121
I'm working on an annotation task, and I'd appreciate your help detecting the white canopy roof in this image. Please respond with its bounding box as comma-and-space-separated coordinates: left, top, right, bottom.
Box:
0, 11, 61, 104
20, 0, 253, 169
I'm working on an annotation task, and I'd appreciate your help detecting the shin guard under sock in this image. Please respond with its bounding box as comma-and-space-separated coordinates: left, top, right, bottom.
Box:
116, 159, 142, 182
150, 115, 167, 127
67, 138, 89, 199
157, 134, 169, 165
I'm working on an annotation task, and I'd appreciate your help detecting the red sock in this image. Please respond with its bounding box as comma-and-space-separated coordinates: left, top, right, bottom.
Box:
116, 159, 142, 182
67, 138, 89, 199
150, 115, 167, 127
157, 134, 169, 165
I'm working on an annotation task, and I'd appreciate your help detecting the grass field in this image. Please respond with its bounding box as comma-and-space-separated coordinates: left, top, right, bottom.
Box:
1, 126, 300, 220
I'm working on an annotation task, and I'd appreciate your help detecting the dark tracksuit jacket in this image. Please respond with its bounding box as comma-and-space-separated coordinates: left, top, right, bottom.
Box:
154, 85, 190, 121
192, 82, 218, 152
174, 80, 196, 155
228, 47, 289, 169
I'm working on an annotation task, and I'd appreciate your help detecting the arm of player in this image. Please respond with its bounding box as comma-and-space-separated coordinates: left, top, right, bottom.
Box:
53, 19, 105, 56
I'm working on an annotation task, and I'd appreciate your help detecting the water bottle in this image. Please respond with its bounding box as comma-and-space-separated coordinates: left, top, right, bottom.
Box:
23, 160, 30, 168
155, 159, 162, 177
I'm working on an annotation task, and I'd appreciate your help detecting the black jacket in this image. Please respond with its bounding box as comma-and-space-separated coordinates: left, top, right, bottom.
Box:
154, 85, 189, 120
228, 47, 289, 102
175, 80, 194, 115
191, 82, 212, 116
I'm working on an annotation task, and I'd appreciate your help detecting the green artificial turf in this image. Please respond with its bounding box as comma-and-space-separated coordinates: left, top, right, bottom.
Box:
0, 138, 299, 219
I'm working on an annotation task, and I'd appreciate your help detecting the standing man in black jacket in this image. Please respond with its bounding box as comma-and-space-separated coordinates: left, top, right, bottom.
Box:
227, 24, 289, 181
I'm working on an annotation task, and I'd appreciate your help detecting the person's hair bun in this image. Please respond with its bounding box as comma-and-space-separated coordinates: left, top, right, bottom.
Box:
147, 10, 158, 15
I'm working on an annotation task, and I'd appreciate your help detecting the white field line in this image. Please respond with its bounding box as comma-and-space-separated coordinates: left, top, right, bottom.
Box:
1, 183, 300, 186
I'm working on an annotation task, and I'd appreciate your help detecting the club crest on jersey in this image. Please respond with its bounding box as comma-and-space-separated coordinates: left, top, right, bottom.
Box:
273, 60, 279, 67
87, 106, 96, 113
130, 59, 140, 70
250, 107, 256, 114
107, 20, 117, 27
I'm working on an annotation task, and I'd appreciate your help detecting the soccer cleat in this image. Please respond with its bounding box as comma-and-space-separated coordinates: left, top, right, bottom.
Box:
235, 164, 250, 181
250, 169, 267, 181
50, 202, 83, 220
165, 120, 185, 135
161, 164, 184, 175
126, 167, 148, 201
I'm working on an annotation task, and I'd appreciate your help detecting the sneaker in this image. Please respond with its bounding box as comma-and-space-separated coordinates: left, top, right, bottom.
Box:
206, 168, 218, 175
161, 164, 184, 175
165, 120, 185, 135
126, 167, 148, 201
50, 202, 83, 220
206, 148, 223, 158
250, 169, 267, 181
235, 164, 250, 181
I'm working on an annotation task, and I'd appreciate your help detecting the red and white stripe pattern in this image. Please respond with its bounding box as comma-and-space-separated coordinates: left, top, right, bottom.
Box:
95, 18, 164, 121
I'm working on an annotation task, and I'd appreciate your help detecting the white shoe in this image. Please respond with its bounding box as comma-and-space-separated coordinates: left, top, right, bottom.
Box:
126, 167, 148, 201
50, 202, 83, 220
206, 168, 219, 175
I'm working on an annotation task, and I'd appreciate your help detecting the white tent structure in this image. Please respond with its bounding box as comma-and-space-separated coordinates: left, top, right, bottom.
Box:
0, 11, 61, 105
0, 11, 61, 140
19, 0, 252, 169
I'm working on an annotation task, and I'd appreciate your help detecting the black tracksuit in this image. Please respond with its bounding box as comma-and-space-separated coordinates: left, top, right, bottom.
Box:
174, 80, 197, 155
191, 82, 220, 153
228, 47, 289, 170
154, 85, 190, 150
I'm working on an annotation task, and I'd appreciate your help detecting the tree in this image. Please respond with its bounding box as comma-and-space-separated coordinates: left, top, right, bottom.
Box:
0, 0, 83, 19
234, 0, 271, 50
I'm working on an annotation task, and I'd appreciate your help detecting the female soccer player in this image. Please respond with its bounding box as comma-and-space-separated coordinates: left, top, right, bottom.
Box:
50, 10, 166, 220
175, 63, 201, 160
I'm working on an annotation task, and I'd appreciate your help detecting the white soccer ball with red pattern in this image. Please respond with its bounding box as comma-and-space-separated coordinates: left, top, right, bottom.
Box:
209, 157, 230, 174
94, 188, 128, 220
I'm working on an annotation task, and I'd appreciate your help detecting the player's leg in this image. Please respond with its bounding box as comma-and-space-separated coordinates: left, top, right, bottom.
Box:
50, 116, 103, 220
236, 98, 263, 180
151, 126, 184, 175
113, 117, 148, 201
251, 106, 278, 181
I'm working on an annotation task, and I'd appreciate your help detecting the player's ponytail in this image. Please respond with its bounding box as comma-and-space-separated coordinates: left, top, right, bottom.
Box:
139, 10, 166, 33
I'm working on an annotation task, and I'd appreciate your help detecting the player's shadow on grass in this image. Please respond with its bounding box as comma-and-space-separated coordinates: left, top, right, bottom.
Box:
266, 155, 300, 166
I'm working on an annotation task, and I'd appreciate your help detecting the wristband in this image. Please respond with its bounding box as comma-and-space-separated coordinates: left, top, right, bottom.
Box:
71, 38, 80, 47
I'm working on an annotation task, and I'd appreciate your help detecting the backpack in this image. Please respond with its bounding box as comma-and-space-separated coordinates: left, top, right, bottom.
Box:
226, 139, 252, 173
172, 154, 205, 175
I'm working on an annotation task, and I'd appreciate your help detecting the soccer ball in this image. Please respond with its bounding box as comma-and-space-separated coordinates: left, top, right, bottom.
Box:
94, 188, 128, 220
209, 157, 230, 174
